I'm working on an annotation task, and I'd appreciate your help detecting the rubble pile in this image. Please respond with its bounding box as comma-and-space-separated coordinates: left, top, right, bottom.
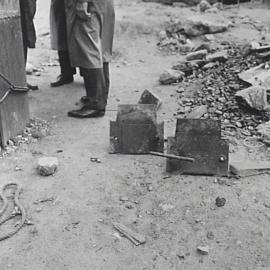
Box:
0, 118, 50, 157
158, 17, 228, 54
173, 43, 270, 138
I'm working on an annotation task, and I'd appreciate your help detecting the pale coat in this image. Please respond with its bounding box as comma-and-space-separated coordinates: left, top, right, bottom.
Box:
50, 0, 115, 69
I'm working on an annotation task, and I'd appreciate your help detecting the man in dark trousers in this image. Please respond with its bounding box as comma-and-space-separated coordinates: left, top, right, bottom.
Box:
53, 0, 115, 118
50, 0, 76, 87
19, 0, 38, 90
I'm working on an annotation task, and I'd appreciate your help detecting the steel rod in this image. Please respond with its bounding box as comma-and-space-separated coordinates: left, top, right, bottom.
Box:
150, 151, 195, 162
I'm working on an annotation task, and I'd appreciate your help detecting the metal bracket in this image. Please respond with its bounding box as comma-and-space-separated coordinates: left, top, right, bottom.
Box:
166, 119, 229, 176
110, 104, 164, 154
0, 72, 28, 104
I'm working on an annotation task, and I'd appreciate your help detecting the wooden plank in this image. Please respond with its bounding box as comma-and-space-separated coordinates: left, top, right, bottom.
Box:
0, 6, 29, 146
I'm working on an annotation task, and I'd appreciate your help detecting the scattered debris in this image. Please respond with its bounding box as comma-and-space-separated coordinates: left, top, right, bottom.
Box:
33, 197, 56, 204
0, 118, 50, 158
113, 222, 146, 246
159, 69, 184, 85
158, 17, 228, 53
197, 245, 209, 255
37, 157, 59, 176
90, 157, 101, 163
184, 18, 228, 37
215, 197, 226, 207
138, 89, 162, 109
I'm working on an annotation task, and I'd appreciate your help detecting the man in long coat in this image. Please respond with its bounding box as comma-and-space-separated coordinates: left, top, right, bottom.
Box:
50, 0, 76, 87
19, 0, 38, 90
51, 0, 115, 118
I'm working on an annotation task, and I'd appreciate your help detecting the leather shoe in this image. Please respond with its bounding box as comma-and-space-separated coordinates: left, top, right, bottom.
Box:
51, 74, 74, 87
67, 105, 105, 118
27, 83, 39, 91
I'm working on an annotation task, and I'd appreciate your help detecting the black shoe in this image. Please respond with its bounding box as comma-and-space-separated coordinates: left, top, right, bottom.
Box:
27, 83, 39, 91
50, 74, 74, 87
67, 105, 105, 118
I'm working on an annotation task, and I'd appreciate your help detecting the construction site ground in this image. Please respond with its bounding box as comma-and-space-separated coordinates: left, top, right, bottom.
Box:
1, 1, 270, 269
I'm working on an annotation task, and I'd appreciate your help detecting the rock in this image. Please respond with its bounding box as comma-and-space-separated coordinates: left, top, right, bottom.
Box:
199, 0, 211, 12
172, 60, 205, 74
120, 196, 129, 202
197, 246, 209, 255
31, 130, 45, 139
215, 197, 226, 207
186, 105, 208, 119
235, 86, 269, 111
37, 157, 59, 176
194, 43, 211, 52
159, 69, 184, 85
235, 121, 242, 128
158, 30, 167, 41
213, 2, 223, 9
205, 7, 219, 13
251, 41, 261, 50
257, 121, 270, 145
138, 89, 162, 109
204, 34, 215, 41
206, 51, 228, 62
202, 62, 217, 69
159, 203, 174, 212
238, 64, 270, 87
186, 50, 208, 61
206, 231, 214, 240
178, 44, 194, 53
184, 18, 228, 37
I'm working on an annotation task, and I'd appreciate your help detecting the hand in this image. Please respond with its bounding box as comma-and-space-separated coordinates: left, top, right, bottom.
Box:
76, 2, 91, 20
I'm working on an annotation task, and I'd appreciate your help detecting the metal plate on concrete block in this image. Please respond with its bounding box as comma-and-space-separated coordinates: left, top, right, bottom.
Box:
166, 119, 229, 176
110, 104, 164, 154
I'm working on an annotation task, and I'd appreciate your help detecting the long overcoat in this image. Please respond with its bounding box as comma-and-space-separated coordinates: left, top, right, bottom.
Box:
19, 0, 37, 49
50, 0, 115, 69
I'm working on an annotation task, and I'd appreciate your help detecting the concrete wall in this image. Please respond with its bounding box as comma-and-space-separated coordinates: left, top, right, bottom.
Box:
0, 0, 19, 13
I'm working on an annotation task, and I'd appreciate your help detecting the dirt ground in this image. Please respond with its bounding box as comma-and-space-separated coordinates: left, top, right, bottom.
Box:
1, 1, 270, 269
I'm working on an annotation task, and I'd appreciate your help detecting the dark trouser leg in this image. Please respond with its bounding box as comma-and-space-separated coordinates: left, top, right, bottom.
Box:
58, 50, 76, 77
67, 68, 106, 118
23, 45, 28, 64
103, 62, 110, 100
82, 68, 106, 111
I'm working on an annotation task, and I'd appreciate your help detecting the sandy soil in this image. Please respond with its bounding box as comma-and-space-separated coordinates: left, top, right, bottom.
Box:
0, 1, 270, 269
